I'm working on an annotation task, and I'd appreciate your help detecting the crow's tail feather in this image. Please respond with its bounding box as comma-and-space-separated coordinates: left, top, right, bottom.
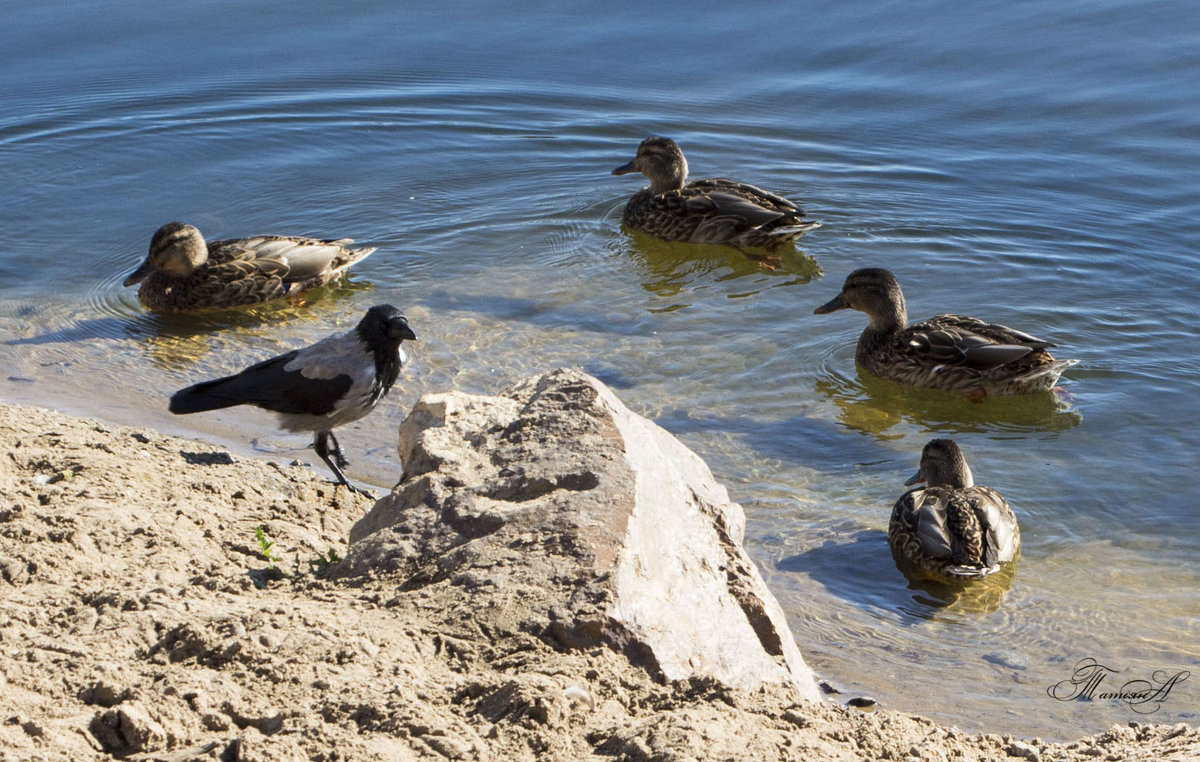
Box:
169, 376, 255, 415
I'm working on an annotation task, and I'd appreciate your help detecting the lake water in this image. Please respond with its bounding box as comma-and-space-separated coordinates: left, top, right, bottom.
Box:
2, 0, 1197, 740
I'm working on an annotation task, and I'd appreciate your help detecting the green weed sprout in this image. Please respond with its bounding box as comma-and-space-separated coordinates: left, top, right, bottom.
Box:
255, 525, 283, 569
307, 549, 341, 574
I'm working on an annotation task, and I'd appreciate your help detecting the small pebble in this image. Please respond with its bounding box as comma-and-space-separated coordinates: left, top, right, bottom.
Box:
847, 696, 877, 711
1007, 740, 1040, 761
562, 683, 595, 710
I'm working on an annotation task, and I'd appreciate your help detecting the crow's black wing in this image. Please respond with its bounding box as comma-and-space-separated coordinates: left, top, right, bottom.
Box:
170, 350, 353, 416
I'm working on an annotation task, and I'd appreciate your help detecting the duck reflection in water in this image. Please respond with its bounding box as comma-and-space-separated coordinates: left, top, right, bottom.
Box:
814, 369, 1082, 439
618, 230, 820, 311
134, 286, 374, 369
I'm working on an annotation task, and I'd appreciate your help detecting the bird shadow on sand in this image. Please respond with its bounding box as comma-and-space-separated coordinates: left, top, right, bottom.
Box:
179, 450, 236, 466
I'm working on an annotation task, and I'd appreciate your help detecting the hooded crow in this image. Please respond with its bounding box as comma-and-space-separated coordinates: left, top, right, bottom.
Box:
169, 304, 417, 496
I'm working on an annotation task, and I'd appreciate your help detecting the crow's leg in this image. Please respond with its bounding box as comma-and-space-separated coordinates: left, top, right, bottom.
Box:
313, 432, 373, 497
327, 431, 349, 468
313, 431, 350, 485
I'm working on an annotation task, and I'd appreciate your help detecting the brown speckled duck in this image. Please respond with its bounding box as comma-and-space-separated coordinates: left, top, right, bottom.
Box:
123, 222, 376, 312
814, 267, 1077, 396
612, 136, 820, 253
890, 439, 1020, 582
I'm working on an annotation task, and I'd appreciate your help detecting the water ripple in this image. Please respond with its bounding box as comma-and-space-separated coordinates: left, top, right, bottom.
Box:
5, 0, 1200, 739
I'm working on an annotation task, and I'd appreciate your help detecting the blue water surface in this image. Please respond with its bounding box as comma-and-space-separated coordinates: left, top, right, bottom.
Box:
2, 0, 1198, 739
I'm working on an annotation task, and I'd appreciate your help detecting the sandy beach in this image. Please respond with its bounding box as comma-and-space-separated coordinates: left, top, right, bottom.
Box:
0, 397, 1195, 761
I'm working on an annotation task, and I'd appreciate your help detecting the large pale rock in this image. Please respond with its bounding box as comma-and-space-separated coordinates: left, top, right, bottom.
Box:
342, 369, 821, 701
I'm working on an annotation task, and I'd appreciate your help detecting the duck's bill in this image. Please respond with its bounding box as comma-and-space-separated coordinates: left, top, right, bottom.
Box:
813, 294, 847, 315
123, 257, 153, 287
611, 160, 637, 176
904, 471, 924, 487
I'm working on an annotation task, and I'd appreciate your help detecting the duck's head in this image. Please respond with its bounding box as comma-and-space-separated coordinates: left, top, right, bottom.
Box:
905, 438, 975, 489
612, 136, 689, 193
123, 222, 208, 286
813, 267, 908, 328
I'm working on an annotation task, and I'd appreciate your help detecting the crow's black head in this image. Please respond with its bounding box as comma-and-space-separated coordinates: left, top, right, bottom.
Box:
357, 305, 417, 348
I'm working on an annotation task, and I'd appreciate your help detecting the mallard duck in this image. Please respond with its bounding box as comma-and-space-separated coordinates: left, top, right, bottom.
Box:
814, 268, 1077, 396
889, 438, 1020, 582
612, 136, 820, 253
123, 222, 377, 312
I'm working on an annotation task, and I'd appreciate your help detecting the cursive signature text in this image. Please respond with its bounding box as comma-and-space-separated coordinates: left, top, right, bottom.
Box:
1047, 658, 1190, 714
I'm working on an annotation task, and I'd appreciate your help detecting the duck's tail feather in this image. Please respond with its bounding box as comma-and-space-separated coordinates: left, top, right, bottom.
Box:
772, 220, 822, 236
944, 563, 1000, 578
330, 246, 377, 276
1018, 357, 1079, 383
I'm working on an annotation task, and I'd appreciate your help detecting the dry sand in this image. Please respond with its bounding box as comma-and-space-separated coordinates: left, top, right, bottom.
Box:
0, 401, 1195, 761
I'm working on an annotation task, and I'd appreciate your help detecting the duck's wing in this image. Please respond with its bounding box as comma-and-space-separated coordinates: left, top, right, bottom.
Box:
692, 191, 789, 231
652, 187, 787, 245
970, 487, 1020, 567
894, 488, 954, 558
910, 487, 1004, 564
629, 189, 777, 245
688, 178, 804, 214
909, 314, 1056, 371
209, 236, 368, 283
941, 314, 1056, 348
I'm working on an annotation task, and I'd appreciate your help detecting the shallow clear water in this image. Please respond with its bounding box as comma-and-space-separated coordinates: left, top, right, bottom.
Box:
3, 0, 1198, 740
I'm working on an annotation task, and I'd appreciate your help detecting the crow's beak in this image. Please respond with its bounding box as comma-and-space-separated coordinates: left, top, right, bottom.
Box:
612, 159, 638, 176
389, 318, 417, 342
813, 293, 847, 315
123, 256, 153, 287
